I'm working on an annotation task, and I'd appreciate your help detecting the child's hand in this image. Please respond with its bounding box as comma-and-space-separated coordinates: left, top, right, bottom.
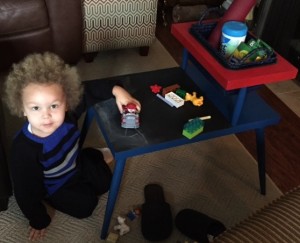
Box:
112, 85, 141, 113
29, 227, 46, 241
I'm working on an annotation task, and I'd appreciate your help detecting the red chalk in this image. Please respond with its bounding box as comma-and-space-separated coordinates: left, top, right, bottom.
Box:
207, 0, 256, 49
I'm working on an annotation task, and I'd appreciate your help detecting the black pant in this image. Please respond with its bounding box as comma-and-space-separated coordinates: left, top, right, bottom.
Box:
48, 148, 112, 218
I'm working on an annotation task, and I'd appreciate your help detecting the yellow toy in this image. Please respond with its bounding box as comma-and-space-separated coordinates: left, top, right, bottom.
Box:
185, 92, 204, 106
106, 232, 119, 243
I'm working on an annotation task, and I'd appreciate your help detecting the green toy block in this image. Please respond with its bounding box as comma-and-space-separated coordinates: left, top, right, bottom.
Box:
182, 118, 204, 139
175, 88, 187, 99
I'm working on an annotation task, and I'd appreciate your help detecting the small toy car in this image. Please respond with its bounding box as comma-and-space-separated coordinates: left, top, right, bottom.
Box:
121, 103, 140, 129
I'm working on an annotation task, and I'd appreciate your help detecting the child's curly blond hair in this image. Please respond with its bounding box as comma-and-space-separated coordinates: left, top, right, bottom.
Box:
3, 52, 83, 117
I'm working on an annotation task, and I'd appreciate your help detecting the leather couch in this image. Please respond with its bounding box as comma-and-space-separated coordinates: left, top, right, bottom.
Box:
0, 100, 12, 212
160, 0, 223, 25
0, 0, 83, 71
215, 185, 300, 242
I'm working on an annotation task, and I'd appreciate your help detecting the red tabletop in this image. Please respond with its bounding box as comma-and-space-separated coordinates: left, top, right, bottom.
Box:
171, 22, 298, 90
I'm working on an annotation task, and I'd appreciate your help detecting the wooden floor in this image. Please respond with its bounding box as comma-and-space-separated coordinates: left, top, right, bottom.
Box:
155, 15, 300, 194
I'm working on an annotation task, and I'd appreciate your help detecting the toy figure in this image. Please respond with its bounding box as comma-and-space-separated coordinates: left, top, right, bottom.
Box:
121, 103, 140, 128
127, 207, 141, 221
114, 216, 130, 236
185, 92, 204, 107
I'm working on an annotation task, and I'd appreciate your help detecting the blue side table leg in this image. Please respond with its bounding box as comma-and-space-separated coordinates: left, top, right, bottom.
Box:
181, 48, 189, 70
231, 87, 247, 126
100, 157, 127, 239
255, 127, 266, 195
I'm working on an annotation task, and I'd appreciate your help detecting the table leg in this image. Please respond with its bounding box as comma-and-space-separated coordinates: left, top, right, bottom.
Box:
231, 87, 247, 126
100, 157, 127, 239
181, 48, 189, 70
255, 127, 266, 195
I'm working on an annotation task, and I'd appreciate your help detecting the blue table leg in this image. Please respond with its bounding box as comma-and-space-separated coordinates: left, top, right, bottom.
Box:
100, 157, 127, 239
181, 48, 189, 70
255, 127, 266, 195
180, 48, 268, 194
231, 87, 247, 126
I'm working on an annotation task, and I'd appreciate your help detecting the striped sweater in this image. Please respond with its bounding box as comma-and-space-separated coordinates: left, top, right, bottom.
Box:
24, 122, 80, 195
10, 121, 80, 229
9, 78, 119, 230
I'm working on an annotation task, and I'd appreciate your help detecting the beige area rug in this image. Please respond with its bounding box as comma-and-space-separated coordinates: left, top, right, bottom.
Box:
0, 39, 282, 242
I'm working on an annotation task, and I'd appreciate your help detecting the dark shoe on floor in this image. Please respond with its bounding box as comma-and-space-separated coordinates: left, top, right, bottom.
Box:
141, 184, 173, 241
175, 208, 226, 243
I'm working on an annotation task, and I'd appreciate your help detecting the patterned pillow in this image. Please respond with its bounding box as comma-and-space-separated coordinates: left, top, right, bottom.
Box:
82, 0, 158, 53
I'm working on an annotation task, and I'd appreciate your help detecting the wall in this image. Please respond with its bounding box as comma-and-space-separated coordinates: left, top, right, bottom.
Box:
256, 0, 300, 69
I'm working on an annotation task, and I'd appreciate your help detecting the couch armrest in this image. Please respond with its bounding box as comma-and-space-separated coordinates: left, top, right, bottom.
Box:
214, 186, 300, 242
45, 0, 83, 64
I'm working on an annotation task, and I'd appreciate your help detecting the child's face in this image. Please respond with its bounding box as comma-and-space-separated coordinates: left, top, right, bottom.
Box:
22, 83, 67, 138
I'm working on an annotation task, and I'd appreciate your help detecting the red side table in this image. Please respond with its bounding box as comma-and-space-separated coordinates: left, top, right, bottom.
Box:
171, 22, 298, 125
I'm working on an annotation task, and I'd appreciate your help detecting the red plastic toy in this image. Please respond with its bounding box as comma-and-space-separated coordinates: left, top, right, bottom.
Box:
121, 103, 140, 129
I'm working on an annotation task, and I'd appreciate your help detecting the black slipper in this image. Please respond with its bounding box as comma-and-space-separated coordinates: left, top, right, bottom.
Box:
141, 184, 173, 241
175, 208, 226, 243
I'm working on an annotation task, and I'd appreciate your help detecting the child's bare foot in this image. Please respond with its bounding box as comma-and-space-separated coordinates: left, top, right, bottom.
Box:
97, 147, 114, 164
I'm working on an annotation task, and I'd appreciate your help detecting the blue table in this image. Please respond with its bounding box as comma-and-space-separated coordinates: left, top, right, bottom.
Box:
80, 66, 281, 239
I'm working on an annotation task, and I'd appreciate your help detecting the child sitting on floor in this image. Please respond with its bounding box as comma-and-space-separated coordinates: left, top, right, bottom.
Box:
3, 52, 141, 241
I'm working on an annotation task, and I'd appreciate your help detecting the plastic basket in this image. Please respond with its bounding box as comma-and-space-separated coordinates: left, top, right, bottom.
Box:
189, 8, 277, 70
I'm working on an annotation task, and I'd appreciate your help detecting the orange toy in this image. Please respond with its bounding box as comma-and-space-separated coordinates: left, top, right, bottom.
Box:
185, 92, 204, 106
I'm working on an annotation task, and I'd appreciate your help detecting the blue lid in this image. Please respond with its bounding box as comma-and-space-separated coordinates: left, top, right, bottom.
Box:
222, 21, 248, 37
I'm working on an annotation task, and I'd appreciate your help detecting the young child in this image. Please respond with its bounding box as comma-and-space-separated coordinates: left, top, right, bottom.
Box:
3, 52, 141, 241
